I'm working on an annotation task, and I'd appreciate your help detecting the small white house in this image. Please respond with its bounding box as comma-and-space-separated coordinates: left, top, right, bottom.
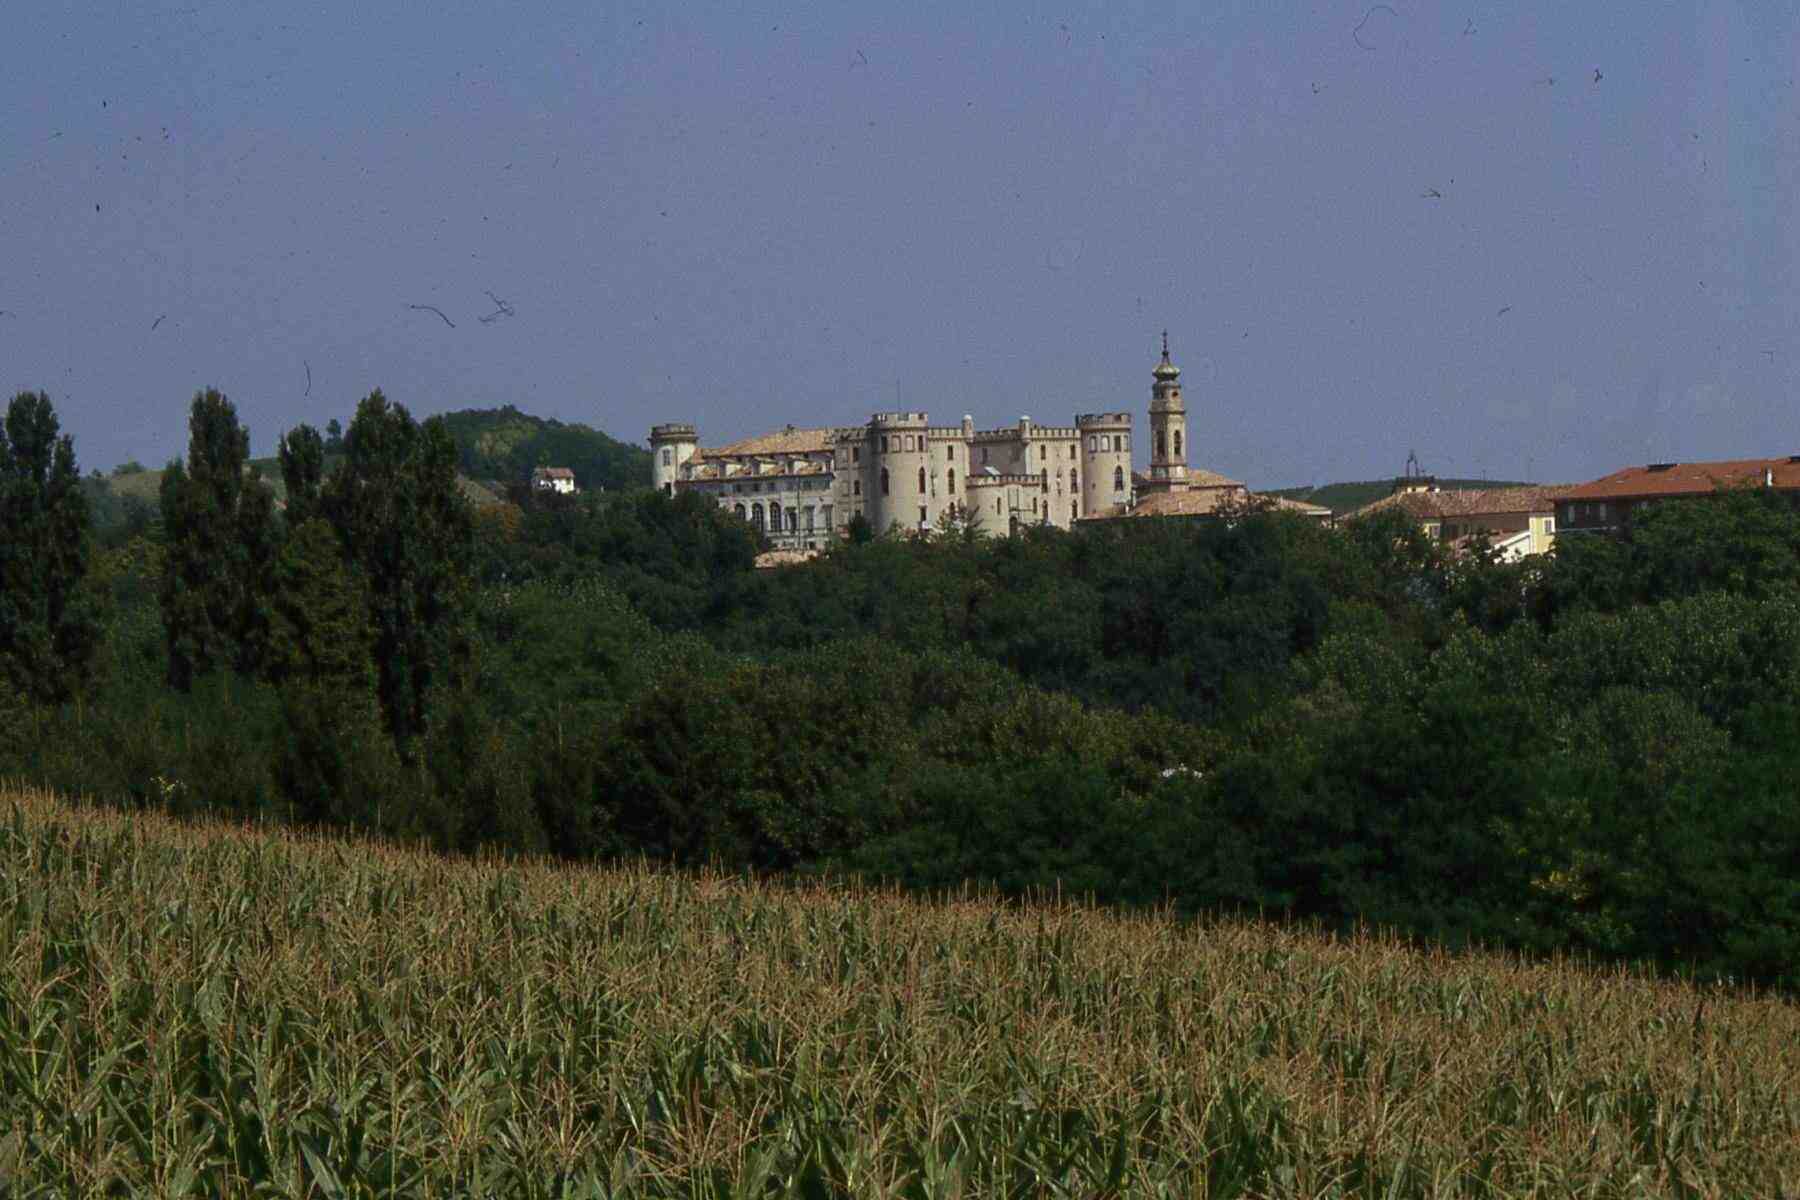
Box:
531, 466, 577, 495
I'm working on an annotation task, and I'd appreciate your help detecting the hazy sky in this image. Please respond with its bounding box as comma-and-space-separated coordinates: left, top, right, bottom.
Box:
3, 1, 1794, 487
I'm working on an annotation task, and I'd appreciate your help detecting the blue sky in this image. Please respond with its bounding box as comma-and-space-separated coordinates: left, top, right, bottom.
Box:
2, 1, 1793, 487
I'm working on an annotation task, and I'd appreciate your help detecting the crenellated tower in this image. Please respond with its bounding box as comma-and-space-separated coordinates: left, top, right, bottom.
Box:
1076, 411, 1133, 516
649, 422, 698, 495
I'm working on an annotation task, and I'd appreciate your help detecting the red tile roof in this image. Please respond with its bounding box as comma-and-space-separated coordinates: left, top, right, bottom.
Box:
1346, 485, 1573, 521
1564, 458, 1800, 501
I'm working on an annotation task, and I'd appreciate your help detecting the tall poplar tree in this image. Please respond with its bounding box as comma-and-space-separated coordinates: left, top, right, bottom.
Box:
0, 391, 98, 703
159, 389, 278, 689
322, 390, 472, 747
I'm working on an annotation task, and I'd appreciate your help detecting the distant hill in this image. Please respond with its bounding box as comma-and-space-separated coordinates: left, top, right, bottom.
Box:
83, 451, 506, 536
1267, 478, 1538, 516
435, 406, 650, 494
80, 405, 644, 535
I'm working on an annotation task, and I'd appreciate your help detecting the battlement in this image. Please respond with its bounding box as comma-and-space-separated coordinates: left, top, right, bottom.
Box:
868, 411, 930, 428
1075, 412, 1133, 428
650, 422, 697, 440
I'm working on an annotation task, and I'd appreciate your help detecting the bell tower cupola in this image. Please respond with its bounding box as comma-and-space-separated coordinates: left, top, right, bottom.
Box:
1145, 331, 1188, 490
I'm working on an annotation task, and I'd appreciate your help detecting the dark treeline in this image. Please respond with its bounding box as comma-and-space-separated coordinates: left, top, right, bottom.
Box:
4, 388, 1798, 988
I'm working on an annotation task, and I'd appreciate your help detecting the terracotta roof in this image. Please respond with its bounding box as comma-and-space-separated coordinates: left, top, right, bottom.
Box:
1267, 495, 1332, 518
532, 467, 575, 480
1132, 468, 1245, 491
1564, 458, 1800, 501
702, 428, 834, 458
1347, 484, 1573, 521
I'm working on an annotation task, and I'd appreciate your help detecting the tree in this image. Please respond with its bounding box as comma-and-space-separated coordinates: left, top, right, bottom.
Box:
277, 423, 325, 530
321, 390, 473, 747
0, 391, 99, 702
323, 418, 345, 454
158, 389, 278, 688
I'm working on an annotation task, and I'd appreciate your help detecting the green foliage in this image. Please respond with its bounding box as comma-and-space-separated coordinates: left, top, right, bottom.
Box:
435, 404, 652, 492
158, 389, 279, 689
1541, 488, 1800, 618
0, 391, 100, 702
276, 421, 326, 530
322, 391, 475, 748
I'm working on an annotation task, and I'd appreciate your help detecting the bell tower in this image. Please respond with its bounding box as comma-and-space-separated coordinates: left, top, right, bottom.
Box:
1145, 332, 1188, 491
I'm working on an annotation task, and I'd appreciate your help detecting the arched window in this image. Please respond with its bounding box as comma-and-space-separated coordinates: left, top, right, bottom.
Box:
947, 467, 956, 492
1113, 466, 1125, 493
1173, 430, 1182, 457
880, 468, 890, 496
734, 503, 746, 521
751, 503, 764, 530
1087, 435, 1096, 452
1069, 468, 1078, 492
1156, 431, 1167, 458
918, 466, 926, 493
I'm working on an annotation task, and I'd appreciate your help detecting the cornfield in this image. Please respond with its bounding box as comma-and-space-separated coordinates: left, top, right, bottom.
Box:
1, 786, 1795, 1197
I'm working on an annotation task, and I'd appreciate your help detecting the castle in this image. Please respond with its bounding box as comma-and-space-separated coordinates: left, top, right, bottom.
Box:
651, 336, 1292, 549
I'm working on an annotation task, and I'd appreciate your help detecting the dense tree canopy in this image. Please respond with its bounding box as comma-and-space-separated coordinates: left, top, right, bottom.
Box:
7, 391, 1800, 990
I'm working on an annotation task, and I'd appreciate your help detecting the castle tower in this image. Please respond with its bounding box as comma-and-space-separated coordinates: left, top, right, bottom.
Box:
866, 411, 932, 533
1076, 411, 1133, 517
649, 422, 698, 495
1145, 332, 1188, 490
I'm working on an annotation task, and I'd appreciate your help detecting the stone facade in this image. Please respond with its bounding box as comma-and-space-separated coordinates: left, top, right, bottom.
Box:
652, 340, 1228, 549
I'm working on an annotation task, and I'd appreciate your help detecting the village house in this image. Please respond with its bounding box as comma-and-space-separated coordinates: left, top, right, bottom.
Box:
1556, 457, 1800, 533
1344, 478, 1572, 560
531, 466, 578, 495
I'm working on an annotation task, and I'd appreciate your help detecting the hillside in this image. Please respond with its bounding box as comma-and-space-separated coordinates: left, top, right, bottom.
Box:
436, 405, 651, 494
3, 784, 1794, 1196
1268, 478, 1538, 515
76, 411, 631, 533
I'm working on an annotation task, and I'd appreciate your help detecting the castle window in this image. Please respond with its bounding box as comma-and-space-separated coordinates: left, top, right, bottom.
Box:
1173, 430, 1182, 457
661, 448, 672, 466
881, 436, 889, 453
947, 444, 954, 460
919, 506, 927, 526
905, 435, 915, 451
853, 480, 861, 496
751, 503, 764, 530
1122, 435, 1129, 452
853, 446, 861, 463
1113, 466, 1125, 493
918, 467, 926, 493
880, 468, 890, 496
947, 467, 955, 492
1156, 431, 1166, 457
735, 503, 746, 521
1069, 468, 1078, 492
1039, 445, 1046, 461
